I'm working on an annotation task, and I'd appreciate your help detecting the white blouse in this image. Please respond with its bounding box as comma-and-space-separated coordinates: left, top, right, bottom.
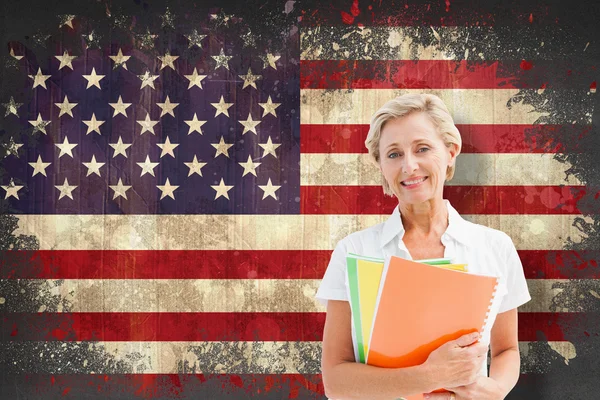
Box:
315, 199, 531, 377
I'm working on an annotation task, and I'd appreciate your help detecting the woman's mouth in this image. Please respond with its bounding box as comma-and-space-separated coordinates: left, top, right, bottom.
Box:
401, 176, 427, 188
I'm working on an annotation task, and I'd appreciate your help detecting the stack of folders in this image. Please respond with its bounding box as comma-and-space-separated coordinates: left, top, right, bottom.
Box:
346, 253, 500, 400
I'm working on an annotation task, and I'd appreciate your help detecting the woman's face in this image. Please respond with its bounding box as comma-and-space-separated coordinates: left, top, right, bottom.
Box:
378, 112, 457, 205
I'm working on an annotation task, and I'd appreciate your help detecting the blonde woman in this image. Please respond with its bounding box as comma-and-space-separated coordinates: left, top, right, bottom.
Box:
316, 94, 531, 400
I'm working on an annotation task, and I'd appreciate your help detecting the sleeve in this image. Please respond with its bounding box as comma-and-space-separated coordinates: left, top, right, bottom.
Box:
315, 239, 351, 307
497, 233, 532, 313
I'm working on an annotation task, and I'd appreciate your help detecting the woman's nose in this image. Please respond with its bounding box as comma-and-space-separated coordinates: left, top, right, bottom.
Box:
401, 153, 418, 174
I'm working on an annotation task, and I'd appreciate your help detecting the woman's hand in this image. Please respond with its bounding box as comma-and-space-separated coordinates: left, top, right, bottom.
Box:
423, 376, 506, 400
422, 332, 488, 389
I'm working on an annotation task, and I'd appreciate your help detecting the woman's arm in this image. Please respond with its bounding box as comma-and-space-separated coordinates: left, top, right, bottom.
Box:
488, 308, 521, 395
321, 300, 487, 400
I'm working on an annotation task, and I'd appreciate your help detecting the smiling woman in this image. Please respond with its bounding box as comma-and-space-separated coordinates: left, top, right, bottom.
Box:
315, 94, 531, 400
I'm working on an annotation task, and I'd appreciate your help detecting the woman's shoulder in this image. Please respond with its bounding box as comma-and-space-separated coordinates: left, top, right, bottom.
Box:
460, 219, 515, 254
336, 220, 388, 254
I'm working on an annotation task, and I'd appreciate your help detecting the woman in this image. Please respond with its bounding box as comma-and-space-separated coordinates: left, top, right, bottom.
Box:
316, 94, 531, 400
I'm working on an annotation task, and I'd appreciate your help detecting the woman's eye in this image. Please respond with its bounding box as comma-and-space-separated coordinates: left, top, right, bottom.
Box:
417, 147, 430, 153
388, 152, 400, 158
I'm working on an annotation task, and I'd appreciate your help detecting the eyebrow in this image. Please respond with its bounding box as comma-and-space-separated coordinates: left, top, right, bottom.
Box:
384, 138, 432, 150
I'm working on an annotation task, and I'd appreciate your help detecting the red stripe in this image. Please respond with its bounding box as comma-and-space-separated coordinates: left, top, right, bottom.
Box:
301, 60, 523, 89
300, 124, 579, 154
2, 249, 598, 280
2, 312, 591, 342
301, 186, 586, 215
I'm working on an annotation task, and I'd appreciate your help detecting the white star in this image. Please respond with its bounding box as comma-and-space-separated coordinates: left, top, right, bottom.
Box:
138, 71, 159, 89
238, 113, 261, 135
258, 96, 281, 117
210, 95, 233, 118
184, 155, 207, 177
211, 178, 234, 200
82, 67, 105, 89
59, 14, 75, 29
238, 155, 261, 177
137, 114, 159, 135
260, 53, 281, 70
185, 29, 207, 48
258, 136, 281, 158
109, 48, 130, 70
157, 52, 179, 70
239, 67, 262, 89
55, 51, 77, 70
9, 48, 23, 60
258, 178, 281, 200
109, 178, 131, 200
109, 136, 132, 158
157, 137, 179, 158
3, 137, 23, 157
211, 48, 233, 70
82, 113, 105, 135
29, 114, 50, 135
184, 67, 207, 89
156, 95, 179, 117
2, 97, 22, 117
1, 178, 24, 200
184, 113, 207, 135
137, 155, 159, 177
211, 136, 234, 159
28, 155, 51, 177
55, 177, 77, 200
160, 7, 175, 29
157, 177, 179, 200
82, 155, 105, 177
55, 95, 78, 118
55, 136, 77, 158
109, 95, 131, 117
28, 68, 51, 89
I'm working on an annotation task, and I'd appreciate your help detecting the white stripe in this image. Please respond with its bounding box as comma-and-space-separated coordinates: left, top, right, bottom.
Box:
301, 153, 581, 186
300, 88, 565, 125
10, 278, 595, 313
12, 214, 591, 251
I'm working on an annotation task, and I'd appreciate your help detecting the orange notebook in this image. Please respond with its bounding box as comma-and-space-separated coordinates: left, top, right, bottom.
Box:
367, 256, 499, 395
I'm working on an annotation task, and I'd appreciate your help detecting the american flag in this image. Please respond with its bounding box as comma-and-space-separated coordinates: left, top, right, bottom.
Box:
1, 1, 599, 398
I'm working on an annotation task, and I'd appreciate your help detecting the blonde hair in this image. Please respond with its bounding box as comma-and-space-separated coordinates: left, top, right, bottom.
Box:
364, 93, 462, 196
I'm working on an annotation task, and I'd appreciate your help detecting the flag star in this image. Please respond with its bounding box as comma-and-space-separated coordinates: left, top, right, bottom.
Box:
211, 96, 234, 118
157, 178, 179, 200
211, 136, 234, 159
157, 52, 179, 70
160, 7, 175, 28
109, 136, 132, 158
109, 48, 130, 70
29, 155, 52, 177
184, 67, 207, 89
9, 48, 23, 60
82, 30, 101, 49
157, 137, 179, 158
211, 178, 234, 200
33, 32, 52, 46
239, 113, 261, 135
28, 68, 51, 89
238, 155, 262, 177
258, 136, 281, 158
1, 178, 24, 200
211, 48, 233, 71
109, 96, 131, 117
55, 136, 77, 158
258, 178, 281, 200
29, 113, 50, 135
137, 114, 159, 135
239, 68, 262, 89
209, 11, 234, 27
136, 29, 157, 49
55, 50, 77, 70
59, 14, 76, 29
109, 178, 131, 200
260, 53, 281, 70
259, 96, 281, 117
186, 29, 207, 48
138, 71, 159, 89
184, 155, 207, 177
82, 155, 105, 177
2, 97, 22, 117
82, 67, 105, 89
156, 95, 179, 117
55, 177, 77, 200
55, 95, 78, 118
137, 155, 160, 177
3, 137, 23, 157
82, 113, 105, 135
185, 113, 207, 135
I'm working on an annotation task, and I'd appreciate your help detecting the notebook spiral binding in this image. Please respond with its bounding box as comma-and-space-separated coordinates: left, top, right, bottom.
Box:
479, 277, 500, 336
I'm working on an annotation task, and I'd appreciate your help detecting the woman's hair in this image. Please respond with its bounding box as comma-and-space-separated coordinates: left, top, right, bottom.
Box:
364, 93, 463, 196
